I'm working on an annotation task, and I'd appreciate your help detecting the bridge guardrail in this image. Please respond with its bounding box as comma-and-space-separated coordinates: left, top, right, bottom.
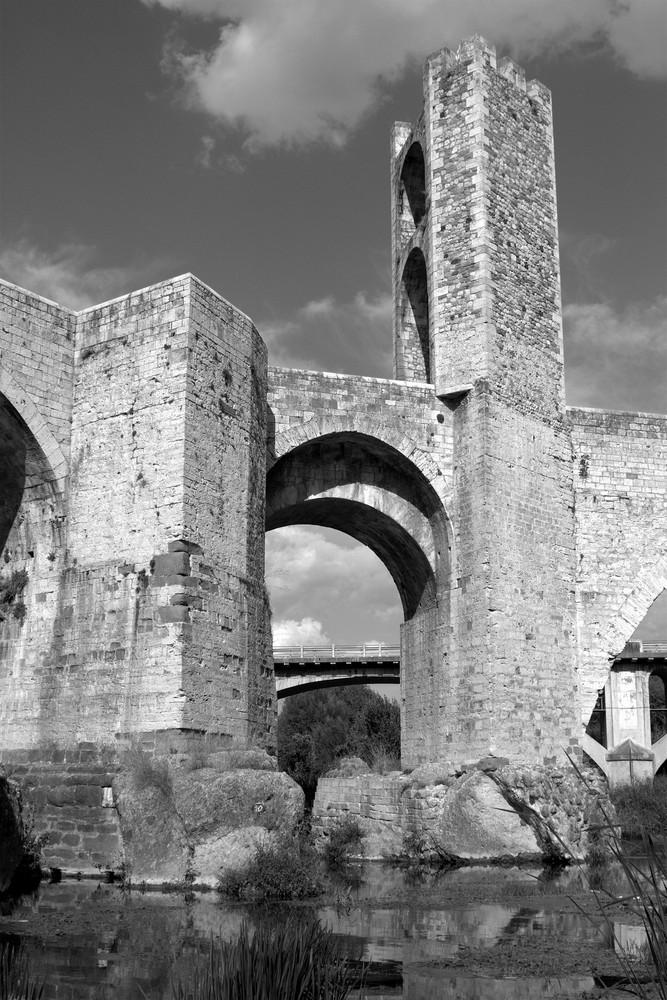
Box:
273, 643, 400, 661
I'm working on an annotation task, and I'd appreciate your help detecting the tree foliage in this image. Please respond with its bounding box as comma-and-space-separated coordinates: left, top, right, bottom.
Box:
277, 686, 400, 803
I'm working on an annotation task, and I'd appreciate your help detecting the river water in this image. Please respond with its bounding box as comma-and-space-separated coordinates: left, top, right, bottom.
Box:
0, 863, 645, 999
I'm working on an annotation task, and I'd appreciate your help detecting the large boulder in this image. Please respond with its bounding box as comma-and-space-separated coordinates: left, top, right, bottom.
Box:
113, 758, 304, 886
423, 771, 541, 860
0, 769, 24, 892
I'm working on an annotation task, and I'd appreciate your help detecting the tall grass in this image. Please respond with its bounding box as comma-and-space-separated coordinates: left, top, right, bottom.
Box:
568, 754, 667, 998
168, 920, 365, 1000
610, 776, 667, 839
594, 826, 667, 998
0, 943, 44, 1000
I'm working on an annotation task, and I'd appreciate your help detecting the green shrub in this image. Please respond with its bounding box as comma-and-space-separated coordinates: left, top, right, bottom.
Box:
322, 817, 364, 871
218, 834, 323, 901
0, 943, 44, 1000
168, 919, 364, 1000
610, 776, 667, 838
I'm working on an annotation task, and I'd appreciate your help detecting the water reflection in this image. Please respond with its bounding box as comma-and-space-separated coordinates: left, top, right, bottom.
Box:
0, 864, 644, 1000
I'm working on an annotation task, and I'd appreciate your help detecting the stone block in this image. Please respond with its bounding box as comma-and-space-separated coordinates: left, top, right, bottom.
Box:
151, 552, 190, 579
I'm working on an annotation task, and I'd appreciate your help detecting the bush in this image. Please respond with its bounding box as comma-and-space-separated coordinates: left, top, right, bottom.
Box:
168, 919, 364, 1000
0, 942, 44, 1000
610, 776, 667, 838
218, 834, 323, 901
322, 817, 364, 871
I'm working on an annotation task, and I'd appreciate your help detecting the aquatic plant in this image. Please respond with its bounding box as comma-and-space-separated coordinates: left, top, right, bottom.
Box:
0, 943, 44, 1000
167, 920, 364, 1000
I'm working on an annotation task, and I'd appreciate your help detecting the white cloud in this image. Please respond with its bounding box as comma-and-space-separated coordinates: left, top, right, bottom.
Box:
0, 240, 170, 311
266, 525, 402, 642
141, 0, 666, 148
260, 291, 393, 376
272, 616, 331, 646
563, 295, 667, 413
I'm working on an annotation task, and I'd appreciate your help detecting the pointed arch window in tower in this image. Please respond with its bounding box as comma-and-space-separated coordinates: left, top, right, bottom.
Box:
400, 142, 426, 227
401, 248, 430, 382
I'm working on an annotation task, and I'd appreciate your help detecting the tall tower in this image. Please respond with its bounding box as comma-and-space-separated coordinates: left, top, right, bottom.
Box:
393, 37, 580, 765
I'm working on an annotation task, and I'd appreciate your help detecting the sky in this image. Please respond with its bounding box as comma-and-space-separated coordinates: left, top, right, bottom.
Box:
1, 0, 665, 653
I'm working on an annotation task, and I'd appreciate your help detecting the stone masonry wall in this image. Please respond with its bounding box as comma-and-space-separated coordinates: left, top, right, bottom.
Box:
570, 407, 667, 721
179, 279, 274, 748
423, 37, 563, 416
445, 387, 580, 765
313, 759, 610, 863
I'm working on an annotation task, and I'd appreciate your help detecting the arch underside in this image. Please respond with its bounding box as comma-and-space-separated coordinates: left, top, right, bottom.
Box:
277, 675, 400, 699
266, 432, 449, 621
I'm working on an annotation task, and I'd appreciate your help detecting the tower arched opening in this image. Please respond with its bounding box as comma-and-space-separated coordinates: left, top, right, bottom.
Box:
398, 248, 430, 383
400, 142, 426, 227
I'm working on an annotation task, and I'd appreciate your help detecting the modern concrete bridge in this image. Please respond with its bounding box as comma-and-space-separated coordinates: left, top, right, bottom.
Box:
273, 640, 667, 700
273, 644, 400, 697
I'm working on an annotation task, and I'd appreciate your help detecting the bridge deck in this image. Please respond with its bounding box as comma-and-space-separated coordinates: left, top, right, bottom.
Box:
272, 643, 400, 665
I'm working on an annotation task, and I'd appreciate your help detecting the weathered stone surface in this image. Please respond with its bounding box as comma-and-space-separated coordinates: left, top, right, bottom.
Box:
0, 771, 23, 892
195, 826, 276, 886
113, 763, 304, 885
313, 759, 612, 863
429, 772, 540, 860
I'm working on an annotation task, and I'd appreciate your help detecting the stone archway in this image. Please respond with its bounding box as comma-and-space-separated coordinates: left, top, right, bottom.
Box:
266, 429, 453, 765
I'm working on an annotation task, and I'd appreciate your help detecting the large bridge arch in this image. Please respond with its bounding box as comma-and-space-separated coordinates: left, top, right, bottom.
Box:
266, 428, 453, 764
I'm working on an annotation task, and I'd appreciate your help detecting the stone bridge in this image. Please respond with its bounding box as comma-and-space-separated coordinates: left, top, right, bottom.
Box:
1, 37, 666, 868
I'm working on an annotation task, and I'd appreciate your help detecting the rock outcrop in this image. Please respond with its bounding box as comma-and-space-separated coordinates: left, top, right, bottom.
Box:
313, 756, 611, 863
113, 754, 304, 886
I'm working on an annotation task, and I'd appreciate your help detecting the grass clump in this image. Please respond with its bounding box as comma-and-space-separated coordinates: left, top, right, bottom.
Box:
0, 942, 44, 1000
218, 833, 323, 901
123, 749, 174, 800
168, 919, 364, 1000
610, 776, 667, 838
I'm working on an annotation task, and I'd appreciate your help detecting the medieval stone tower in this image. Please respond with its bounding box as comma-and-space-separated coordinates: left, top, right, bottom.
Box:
387, 36, 580, 763
1, 37, 666, 868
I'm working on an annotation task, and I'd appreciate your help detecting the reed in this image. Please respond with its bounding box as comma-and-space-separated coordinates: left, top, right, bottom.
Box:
566, 752, 667, 998
169, 919, 364, 1000
0, 943, 43, 1000
595, 826, 667, 998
